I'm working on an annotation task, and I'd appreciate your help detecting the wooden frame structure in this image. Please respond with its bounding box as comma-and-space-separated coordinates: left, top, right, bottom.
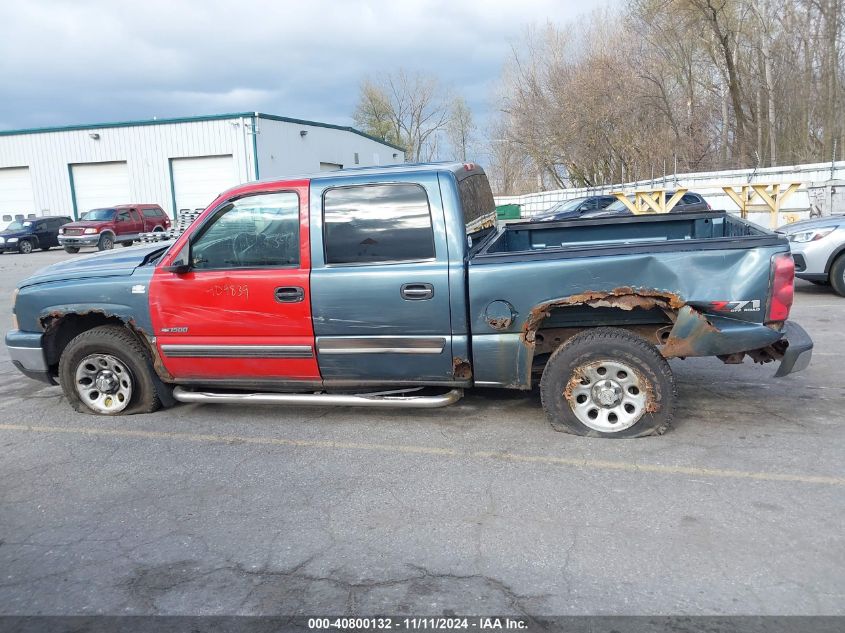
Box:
609, 189, 689, 214
721, 183, 802, 228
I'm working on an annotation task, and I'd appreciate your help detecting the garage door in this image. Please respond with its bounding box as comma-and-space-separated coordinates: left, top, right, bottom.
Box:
71, 162, 130, 217
171, 155, 237, 212
0, 167, 35, 214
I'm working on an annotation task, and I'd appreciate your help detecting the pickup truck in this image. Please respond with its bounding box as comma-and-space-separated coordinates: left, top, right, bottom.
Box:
6, 163, 813, 438
58, 204, 170, 253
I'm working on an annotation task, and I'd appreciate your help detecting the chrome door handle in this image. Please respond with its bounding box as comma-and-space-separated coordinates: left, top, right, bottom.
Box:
275, 286, 304, 303
401, 283, 434, 300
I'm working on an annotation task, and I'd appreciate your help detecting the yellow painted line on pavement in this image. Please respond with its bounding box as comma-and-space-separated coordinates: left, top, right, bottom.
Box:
0, 423, 842, 487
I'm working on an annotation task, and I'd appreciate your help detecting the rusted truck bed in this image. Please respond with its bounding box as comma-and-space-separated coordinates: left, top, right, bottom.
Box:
466, 211, 803, 389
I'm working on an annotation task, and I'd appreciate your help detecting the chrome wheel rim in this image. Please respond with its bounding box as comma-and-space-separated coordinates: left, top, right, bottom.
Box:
75, 353, 133, 414
566, 360, 649, 432
20, 241, 32, 253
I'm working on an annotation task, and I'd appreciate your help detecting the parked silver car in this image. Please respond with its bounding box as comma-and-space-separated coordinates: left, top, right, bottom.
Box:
777, 215, 845, 296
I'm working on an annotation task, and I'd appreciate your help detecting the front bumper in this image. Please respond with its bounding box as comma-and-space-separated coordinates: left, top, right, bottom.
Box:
58, 235, 100, 246
774, 321, 813, 377
5, 329, 54, 384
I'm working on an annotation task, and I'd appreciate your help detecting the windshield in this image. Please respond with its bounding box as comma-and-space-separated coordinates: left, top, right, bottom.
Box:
4, 220, 31, 231
604, 196, 633, 212
80, 208, 115, 221
547, 198, 586, 214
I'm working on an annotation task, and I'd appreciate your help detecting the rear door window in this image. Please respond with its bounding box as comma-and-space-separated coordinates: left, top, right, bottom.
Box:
323, 183, 435, 265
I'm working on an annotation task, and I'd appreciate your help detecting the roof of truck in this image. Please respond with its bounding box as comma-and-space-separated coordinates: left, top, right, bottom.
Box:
267, 161, 482, 185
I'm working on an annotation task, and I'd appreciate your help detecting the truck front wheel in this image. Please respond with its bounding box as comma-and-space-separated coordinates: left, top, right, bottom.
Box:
58, 325, 162, 415
98, 234, 114, 251
540, 327, 676, 438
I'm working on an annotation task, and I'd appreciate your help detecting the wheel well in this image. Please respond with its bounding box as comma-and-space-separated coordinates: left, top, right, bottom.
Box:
526, 303, 675, 379
827, 247, 845, 273
42, 313, 138, 372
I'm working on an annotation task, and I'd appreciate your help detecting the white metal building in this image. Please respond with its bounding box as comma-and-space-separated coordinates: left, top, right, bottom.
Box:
0, 112, 405, 219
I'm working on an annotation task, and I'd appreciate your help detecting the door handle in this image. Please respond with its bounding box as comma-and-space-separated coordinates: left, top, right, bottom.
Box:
400, 283, 434, 301
275, 286, 304, 303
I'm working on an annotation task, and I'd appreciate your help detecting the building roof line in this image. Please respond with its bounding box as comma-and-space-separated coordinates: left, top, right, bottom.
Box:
0, 111, 407, 152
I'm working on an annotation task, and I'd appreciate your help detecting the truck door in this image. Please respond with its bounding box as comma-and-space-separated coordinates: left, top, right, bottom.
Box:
309, 175, 455, 384
149, 183, 320, 385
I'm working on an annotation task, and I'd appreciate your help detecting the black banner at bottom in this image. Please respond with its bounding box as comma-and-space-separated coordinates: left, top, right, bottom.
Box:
0, 616, 842, 633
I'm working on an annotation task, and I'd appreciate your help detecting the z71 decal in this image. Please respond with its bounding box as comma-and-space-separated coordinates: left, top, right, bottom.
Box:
709, 300, 761, 313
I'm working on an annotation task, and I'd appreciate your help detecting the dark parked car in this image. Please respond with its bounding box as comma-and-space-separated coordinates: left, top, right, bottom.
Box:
0, 216, 72, 254
530, 195, 617, 222
581, 192, 711, 219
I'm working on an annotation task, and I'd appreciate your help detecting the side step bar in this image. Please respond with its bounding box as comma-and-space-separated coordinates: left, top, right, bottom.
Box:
172, 387, 463, 409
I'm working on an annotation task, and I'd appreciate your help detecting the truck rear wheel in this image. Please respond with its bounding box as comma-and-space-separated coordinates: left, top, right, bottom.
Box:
59, 325, 162, 416
540, 327, 675, 438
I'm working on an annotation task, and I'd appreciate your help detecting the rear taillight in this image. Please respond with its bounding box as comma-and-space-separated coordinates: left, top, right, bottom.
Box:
767, 253, 794, 322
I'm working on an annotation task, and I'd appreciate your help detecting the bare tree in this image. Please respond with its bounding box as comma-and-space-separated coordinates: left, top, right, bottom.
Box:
353, 69, 453, 161
491, 0, 844, 194
446, 96, 476, 161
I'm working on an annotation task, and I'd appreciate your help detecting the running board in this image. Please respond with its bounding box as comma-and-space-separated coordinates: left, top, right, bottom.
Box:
172, 387, 463, 409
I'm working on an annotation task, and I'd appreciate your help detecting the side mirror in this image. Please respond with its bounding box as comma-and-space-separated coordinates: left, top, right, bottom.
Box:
162, 243, 191, 274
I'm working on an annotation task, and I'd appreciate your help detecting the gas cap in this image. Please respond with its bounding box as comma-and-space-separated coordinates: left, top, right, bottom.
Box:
485, 300, 516, 330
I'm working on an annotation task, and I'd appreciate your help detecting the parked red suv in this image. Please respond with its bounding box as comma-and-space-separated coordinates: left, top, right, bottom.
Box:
58, 205, 171, 253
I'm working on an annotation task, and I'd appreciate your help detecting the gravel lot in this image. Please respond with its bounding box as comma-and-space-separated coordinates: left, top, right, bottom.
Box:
0, 248, 842, 616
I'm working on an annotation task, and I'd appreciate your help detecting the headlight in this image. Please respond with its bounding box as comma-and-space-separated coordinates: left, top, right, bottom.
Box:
7, 237, 18, 243
58, 228, 64, 234
0, 236, 4, 243
789, 228, 835, 243
83, 227, 98, 234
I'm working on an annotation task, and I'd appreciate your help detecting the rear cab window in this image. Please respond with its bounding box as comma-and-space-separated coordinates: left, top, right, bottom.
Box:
322, 183, 435, 265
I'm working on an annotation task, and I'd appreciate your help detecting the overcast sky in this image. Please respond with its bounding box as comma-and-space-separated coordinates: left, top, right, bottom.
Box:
1, 0, 610, 135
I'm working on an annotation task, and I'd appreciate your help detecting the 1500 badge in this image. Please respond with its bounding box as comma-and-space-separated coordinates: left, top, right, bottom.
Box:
709, 300, 761, 313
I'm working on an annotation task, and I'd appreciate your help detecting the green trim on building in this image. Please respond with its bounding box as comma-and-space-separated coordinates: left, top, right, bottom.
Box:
251, 114, 260, 180
167, 158, 178, 219
0, 111, 408, 154
67, 164, 78, 220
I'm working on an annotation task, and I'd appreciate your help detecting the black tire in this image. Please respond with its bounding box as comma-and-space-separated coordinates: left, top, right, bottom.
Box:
63, 246, 80, 254
18, 239, 33, 254
539, 327, 676, 438
58, 325, 163, 416
121, 241, 133, 247
98, 234, 115, 251
830, 254, 845, 297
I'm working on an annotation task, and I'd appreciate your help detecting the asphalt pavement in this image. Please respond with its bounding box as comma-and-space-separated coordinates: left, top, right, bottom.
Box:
0, 248, 842, 616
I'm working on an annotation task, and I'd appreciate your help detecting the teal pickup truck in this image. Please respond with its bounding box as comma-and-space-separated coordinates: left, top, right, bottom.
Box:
6, 162, 812, 438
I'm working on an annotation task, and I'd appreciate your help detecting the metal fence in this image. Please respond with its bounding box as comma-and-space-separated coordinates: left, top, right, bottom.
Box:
494, 160, 845, 225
